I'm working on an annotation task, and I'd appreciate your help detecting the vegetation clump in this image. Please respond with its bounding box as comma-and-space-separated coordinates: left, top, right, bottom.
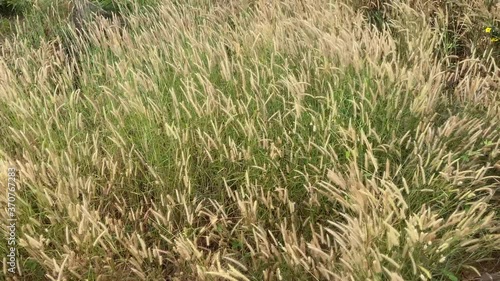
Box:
0, 0, 499, 280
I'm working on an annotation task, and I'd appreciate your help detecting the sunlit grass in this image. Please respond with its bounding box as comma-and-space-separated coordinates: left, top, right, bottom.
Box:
0, 0, 499, 280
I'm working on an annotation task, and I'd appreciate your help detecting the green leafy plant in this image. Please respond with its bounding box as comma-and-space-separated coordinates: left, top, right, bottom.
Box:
442, 269, 459, 281
485, 26, 500, 42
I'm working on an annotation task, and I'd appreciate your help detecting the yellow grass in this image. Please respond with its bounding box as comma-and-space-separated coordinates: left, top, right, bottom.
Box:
0, 0, 499, 280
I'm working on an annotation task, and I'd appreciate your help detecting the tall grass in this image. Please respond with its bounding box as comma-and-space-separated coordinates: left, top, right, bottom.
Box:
1, 0, 499, 280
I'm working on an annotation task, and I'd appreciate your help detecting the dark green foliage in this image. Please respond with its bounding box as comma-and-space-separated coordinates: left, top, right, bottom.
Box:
0, 0, 31, 16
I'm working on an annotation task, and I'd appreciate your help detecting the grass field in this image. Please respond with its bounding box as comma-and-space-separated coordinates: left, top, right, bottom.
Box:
0, 0, 499, 280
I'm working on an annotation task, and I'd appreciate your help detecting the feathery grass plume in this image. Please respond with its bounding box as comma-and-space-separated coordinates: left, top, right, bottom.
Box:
65, 0, 118, 90
0, 0, 499, 280
70, 0, 113, 37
